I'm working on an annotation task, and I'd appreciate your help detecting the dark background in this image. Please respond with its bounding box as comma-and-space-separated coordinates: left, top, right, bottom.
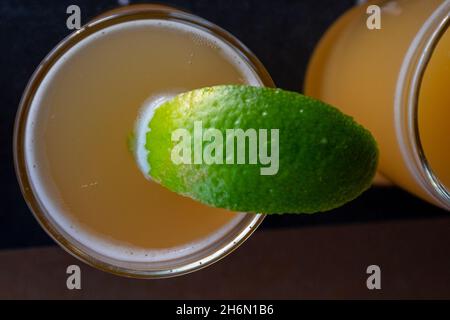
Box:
1, 0, 450, 300
1, 0, 448, 249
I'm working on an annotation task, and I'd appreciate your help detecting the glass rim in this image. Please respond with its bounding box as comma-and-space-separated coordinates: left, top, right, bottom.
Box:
395, 0, 450, 210
13, 5, 275, 278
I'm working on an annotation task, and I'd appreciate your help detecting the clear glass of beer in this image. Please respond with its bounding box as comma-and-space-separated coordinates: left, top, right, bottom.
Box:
14, 4, 274, 278
305, 0, 450, 210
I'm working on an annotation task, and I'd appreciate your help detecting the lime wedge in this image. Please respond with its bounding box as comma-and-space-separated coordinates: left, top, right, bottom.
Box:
142, 85, 378, 214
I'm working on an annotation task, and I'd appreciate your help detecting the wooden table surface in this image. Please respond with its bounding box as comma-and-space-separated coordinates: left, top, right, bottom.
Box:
1, 217, 449, 299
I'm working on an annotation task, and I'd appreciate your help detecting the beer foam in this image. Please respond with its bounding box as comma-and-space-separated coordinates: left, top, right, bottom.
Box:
24, 19, 262, 264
